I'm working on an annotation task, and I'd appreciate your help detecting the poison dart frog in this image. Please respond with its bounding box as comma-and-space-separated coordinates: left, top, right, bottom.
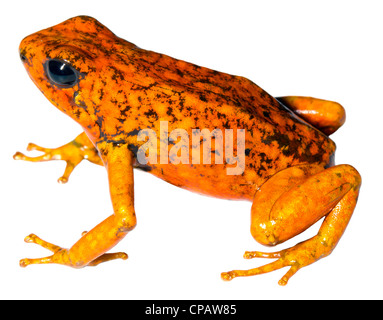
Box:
15, 16, 361, 285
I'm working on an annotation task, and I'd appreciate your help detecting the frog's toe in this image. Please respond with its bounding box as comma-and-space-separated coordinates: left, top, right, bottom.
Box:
86, 252, 129, 266
221, 271, 237, 281
243, 250, 281, 259
19, 258, 29, 268
13, 151, 27, 160
19, 256, 54, 267
277, 265, 300, 286
13, 145, 57, 162
58, 176, 69, 184
222, 259, 286, 284
57, 161, 79, 184
26, 142, 47, 152
23, 233, 61, 251
24, 233, 38, 243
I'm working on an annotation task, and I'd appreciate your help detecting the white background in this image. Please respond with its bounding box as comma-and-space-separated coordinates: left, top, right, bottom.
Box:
1, 0, 382, 300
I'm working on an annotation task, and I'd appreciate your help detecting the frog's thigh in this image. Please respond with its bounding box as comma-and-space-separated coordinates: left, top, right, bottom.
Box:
250, 164, 361, 246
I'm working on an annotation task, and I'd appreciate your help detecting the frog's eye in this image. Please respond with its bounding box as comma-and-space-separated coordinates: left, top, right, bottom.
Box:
45, 59, 79, 87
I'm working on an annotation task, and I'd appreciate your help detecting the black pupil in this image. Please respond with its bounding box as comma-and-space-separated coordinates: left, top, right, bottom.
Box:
47, 60, 77, 86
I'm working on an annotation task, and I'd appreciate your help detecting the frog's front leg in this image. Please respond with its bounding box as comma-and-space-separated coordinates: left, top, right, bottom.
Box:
13, 132, 103, 183
221, 164, 361, 285
20, 142, 136, 268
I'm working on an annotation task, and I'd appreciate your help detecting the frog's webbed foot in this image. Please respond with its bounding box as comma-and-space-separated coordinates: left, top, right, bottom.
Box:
20, 233, 128, 268
13, 132, 103, 183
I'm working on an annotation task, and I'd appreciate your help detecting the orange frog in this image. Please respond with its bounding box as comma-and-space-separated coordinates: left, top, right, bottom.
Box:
15, 16, 361, 285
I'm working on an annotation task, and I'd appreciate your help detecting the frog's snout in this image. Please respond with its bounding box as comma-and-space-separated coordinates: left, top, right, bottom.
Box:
19, 34, 36, 65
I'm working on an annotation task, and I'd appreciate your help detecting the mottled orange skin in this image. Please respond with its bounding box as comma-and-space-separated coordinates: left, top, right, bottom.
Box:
15, 16, 361, 285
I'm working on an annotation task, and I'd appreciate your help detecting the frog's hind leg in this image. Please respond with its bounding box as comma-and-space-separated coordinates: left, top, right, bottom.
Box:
13, 132, 103, 183
221, 164, 361, 285
276, 96, 346, 135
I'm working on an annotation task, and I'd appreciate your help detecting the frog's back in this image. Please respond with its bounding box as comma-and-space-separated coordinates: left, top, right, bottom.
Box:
29, 16, 335, 200
112, 42, 336, 197
112, 39, 336, 171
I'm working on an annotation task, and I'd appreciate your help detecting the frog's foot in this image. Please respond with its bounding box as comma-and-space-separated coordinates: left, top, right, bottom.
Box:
221, 238, 324, 286
20, 233, 128, 268
13, 132, 103, 183
13, 142, 81, 184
